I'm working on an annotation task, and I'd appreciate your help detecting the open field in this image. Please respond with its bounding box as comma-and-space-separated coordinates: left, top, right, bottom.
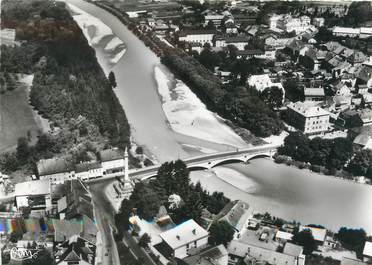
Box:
0, 75, 46, 152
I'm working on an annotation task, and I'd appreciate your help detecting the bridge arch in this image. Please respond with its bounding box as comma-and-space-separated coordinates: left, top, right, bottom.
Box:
246, 153, 271, 161
188, 166, 209, 171
211, 158, 246, 168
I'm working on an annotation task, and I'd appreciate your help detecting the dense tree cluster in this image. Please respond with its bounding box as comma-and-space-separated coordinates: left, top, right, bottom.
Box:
278, 132, 372, 179
0, 0, 130, 173
208, 220, 235, 247
292, 229, 317, 255
336, 227, 367, 258
115, 160, 230, 234
161, 48, 283, 137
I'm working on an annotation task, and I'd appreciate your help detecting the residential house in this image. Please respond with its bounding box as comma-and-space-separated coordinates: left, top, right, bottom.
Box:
275, 231, 293, 244
225, 21, 238, 34
304, 87, 325, 102
37, 157, 75, 184
179, 30, 216, 45
264, 35, 292, 50
341, 257, 367, 265
286, 102, 330, 135
312, 18, 325, 27
215, 35, 251, 50
247, 74, 285, 95
213, 200, 252, 238
360, 109, 372, 126
363, 241, 372, 263
236, 49, 265, 59
181, 244, 228, 265
332, 27, 360, 38
204, 14, 225, 27
98, 148, 125, 174
299, 226, 326, 245
157, 219, 209, 259
270, 14, 312, 34
75, 162, 103, 181
55, 235, 96, 265
15, 180, 52, 210
233, 13, 258, 26
228, 240, 305, 265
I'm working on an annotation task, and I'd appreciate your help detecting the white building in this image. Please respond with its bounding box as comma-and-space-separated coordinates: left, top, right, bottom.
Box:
247, 74, 285, 101
270, 14, 312, 34
363, 241, 372, 263
99, 148, 125, 174
179, 30, 216, 45
159, 219, 209, 259
14, 180, 52, 210
333, 27, 360, 38
228, 240, 305, 265
215, 35, 250, 50
313, 18, 325, 28
204, 14, 225, 26
286, 102, 330, 135
75, 161, 103, 181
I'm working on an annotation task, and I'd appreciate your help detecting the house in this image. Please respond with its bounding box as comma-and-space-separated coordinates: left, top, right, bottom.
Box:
332, 27, 360, 38
14, 180, 52, 210
0, 28, 18, 47
228, 240, 305, 265
360, 109, 372, 126
341, 257, 367, 265
157, 219, 209, 259
213, 200, 252, 237
247, 74, 285, 97
363, 241, 372, 263
204, 14, 225, 26
181, 244, 228, 265
56, 235, 96, 265
299, 226, 326, 244
275, 231, 293, 244
179, 30, 216, 45
98, 148, 125, 174
215, 35, 251, 50
37, 157, 75, 184
304, 87, 325, 102
286, 102, 330, 135
264, 36, 292, 50
312, 18, 325, 27
225, 21, 238, 34
236, 49, 265, 59
270, 14, 312, 34
75, 162, 103, 181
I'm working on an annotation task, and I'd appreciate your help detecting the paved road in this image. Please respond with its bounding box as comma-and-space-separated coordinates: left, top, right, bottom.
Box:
89, 181, 156, 265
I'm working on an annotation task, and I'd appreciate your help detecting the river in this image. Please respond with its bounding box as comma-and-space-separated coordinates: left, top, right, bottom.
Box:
64, 0, 372, 234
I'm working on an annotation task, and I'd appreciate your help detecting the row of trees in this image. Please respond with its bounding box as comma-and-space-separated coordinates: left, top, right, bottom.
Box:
161, 48, 283, 137
278, 132, 372, 179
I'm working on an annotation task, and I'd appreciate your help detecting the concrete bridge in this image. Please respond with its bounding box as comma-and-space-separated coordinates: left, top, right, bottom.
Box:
127, 144, 279, 181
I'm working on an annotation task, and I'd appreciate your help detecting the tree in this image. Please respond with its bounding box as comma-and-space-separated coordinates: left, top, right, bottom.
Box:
115, 199, 134, 236
130, 183, 162, 220
208, 220, 235, 246
336, 227, 366, 257
292, 229, 317, 255
138, 233, 151, 248
260, 86, 283, 109
16, 137, 31, 164
108, 71, 117, 88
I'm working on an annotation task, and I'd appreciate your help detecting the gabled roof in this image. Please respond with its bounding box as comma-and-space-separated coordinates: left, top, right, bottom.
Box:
99, 148, 123, 162
159, 219, 208, 250
37, 157, 74, 176
75, 161, 102, 173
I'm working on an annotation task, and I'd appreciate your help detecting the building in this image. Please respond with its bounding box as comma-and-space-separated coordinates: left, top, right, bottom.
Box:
37, 157, 75, 184
0, 28, 17, 46
299, 226, 327, 244
247, 74, 285, 101
214, 200, 252, 237
75, 162, 103, 181
55, 235, 96, 265
228, 240, 305, 265
304, 87, 325, 102
179, 30, 216, 45
204, 14, 225, 26
312, 18, 325, 27
270, 14, 312, 34
14, 180, 52, 210
158, 219, 209, 259
363, 241, 372, 262
98, 148, 125, 174
332, 27, 360, 38
215, 35, 251, 50
286, 102, 330, 135
341, 257, 367, 265
181, 244, 228, 265
275, 231, 294, 244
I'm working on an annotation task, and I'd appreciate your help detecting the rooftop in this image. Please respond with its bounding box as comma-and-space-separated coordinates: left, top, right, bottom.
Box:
300, 226, 326, 242
14, 180, 50, 197
159, 219, 209, 250
363, 241, 372, 257
37, 157, 74, 176
99, 148, 124, 162
341, 257, 368, 265
287, 102, 329, 118
304, 87, 325, 97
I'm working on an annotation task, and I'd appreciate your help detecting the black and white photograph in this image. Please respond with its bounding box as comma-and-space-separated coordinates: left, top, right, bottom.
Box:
0, 0, 372, 264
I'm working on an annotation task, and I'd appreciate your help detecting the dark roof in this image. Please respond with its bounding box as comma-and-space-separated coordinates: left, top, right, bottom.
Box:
179, 29, 217, 37
37, 157, 74, 176
236, 49, 264, 56
58, 236, 96, 265
98, 148, 123, 162
75, 162, 102, 173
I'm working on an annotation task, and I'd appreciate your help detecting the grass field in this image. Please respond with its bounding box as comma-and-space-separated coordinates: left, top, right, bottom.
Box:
0, 74, 47, 152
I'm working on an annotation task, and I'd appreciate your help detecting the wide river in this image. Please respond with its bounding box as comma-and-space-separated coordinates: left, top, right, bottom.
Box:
65, 0, 372, 233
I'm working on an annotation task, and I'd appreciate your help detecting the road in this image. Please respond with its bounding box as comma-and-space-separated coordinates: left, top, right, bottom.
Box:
89, 181, 156, 265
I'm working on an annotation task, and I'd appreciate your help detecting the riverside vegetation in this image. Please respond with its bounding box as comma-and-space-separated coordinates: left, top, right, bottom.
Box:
0, 0, 130, 175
